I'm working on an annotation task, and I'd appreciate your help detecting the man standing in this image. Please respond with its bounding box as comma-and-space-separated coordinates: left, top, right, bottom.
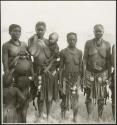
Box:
59, 32, 82, 122
83, 24, 111, 121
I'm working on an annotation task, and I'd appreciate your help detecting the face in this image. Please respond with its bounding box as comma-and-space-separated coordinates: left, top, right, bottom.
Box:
49, 34, 58, 45
67, 34, 77, 48
94, 26, 104, 39
36, 25, 46, 38
10, 27, 21, 40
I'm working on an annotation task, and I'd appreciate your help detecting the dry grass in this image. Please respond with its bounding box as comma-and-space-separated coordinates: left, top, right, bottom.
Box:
27, 90, 115, 124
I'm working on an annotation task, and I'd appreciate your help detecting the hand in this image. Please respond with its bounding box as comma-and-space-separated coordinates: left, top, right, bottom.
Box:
52, 70, 56, 76
44, 69, 49, 73
106, 78, 111, 85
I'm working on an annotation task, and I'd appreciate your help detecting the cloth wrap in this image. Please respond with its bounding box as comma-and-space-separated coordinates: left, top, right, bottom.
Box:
61, 72, 80, 111
85, 70, 109, 104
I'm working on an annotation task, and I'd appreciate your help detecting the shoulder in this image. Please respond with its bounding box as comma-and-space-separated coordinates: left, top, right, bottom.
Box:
44, 38, 49, 46
2, 41, 11, 50
103, 39, 111, 49
85, 39, 94, 47
76, 48, 82, 56
60, 48, 67, 55
28, 35, 35, 43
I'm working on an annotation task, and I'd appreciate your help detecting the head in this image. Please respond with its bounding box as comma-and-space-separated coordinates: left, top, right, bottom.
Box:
67, 32, 77, 48
93, 24, 104, 39
9, 24, 21, 40
35, 21, 46, 38
49, 32, 58, 45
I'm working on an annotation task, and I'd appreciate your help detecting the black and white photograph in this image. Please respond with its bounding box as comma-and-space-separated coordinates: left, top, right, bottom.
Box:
1, 1, 116, 124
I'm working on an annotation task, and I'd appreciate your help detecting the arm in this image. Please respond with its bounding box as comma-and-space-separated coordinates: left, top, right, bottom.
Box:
16, 88, 26, 101
111, 44, 115, 69
83, 42, 89, 79
59, 51, 65, 84
28, 38, 32, 47
2, 43, 9, 74
79, 51, 83, 78
44, 57, 56, 73
106, 43, 111, 78
79, 51, 83, 90
27, 38, 32, 53
44, 44, 59, 73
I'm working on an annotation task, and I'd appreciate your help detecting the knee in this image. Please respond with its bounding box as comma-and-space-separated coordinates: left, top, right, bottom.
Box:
61, 100, 66, 111
37, 99, 44, 106
85, 97, 92, 104
73, 103, 79, 111
97, 99, 104, 105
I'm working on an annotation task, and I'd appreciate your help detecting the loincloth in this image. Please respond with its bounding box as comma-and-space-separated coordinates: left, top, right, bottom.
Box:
85, 70, 109, 103
61, 74, 80, 110
37, 71, 59, 102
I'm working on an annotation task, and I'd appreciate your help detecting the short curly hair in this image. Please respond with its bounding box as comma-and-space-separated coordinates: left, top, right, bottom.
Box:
94, 24, 104, 30
67, 32, 77, 39
35, 21, 46, 29
9, 24, 21, 33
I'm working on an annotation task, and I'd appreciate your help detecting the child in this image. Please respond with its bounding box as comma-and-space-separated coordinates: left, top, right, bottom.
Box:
3, 77, 26, 123
44, 32, 59, 74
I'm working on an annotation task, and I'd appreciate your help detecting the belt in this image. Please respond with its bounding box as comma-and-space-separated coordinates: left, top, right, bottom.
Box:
85, 70, 108, 83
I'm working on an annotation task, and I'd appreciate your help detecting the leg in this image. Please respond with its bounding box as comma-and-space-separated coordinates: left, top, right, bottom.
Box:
37, 93, 44, 117
97, 99, 104, 120
85, 87, 92, 119
60, 94, 67, 119
21, 101, 29, 123
112, 87, 115, 120
73, 107, 78, 122
72, 93, 79, 122
46, 100, 52, 120
17, 107, 23, 123
111, 72, 115, 120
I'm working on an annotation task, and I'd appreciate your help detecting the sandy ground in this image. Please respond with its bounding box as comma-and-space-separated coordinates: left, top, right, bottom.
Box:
26, 89, 115, 124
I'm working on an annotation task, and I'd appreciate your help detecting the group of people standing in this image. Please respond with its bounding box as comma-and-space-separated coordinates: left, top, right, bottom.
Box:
2, 21, 115, 123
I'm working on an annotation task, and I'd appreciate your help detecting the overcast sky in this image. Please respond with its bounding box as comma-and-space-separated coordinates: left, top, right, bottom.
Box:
1, 1, 116, 51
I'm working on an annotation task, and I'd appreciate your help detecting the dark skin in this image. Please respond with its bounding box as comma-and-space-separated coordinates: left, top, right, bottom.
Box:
28, 24, 48, 58
2, 26, 34, 123
111, 44, 115, 120
44, 33, 59, 73
28, 24, 53, 120
83, 26, 111, 82
60, 34, 82, 122
3, 86, 26, 108
3, 84, 26, 123
68, 34, 79, 122
35, 25, 46, 39
2, 27, 27, 75
83, 25, 111, 120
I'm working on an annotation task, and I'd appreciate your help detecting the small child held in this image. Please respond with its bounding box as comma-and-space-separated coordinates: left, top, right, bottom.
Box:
44, 32, 60, 74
